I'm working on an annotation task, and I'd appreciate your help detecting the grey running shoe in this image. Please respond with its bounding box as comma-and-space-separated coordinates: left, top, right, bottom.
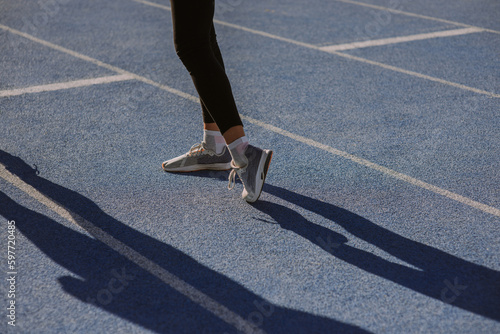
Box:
228, 144, 273, 203
162, 142, 232, 172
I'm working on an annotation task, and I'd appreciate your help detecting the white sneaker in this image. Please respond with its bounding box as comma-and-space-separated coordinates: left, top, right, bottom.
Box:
228, 145, 273, 203
162, 142, 232, 172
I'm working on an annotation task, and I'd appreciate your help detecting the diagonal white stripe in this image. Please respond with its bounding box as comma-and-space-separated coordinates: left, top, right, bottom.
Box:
0, 24, 198, 103
0, 74, 134, 98
211, 22, 498, 98
128, 1, 499, 98
0, 164, 265, 334
240, 115, 500, 218
133, 0, 170, 11
0, 23, 498, 218
333, 0, 500, 35
320, 27, 483, 52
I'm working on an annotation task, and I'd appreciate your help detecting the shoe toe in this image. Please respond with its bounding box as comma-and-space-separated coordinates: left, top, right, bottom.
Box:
162, 159, 179, 171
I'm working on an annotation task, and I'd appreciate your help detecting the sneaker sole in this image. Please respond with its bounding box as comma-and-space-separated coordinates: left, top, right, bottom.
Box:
245, 149, 273, 203
162, 162, 231, 173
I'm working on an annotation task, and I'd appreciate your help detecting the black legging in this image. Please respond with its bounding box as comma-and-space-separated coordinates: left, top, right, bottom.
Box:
170, 0, 243, 135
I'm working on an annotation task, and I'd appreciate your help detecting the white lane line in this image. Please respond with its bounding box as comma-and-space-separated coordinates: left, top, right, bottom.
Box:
320, 27, 483, 52
133, 0, 170, 10
0, 74, 134, 98
324, 52, 500, 98
334, 0, 500, 35
0, 23, 498, 218
134, 0, 500, 37
0, 24, 198, 103
129, 1, 499, 98
212, 21, 499, 98
240, 115, 500, 218
0, 163, 265, 334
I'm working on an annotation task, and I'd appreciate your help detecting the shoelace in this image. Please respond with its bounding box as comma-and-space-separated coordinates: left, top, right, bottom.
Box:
228, 168, 238, 190
187, 142, 214, 157
228, 163, 247, 190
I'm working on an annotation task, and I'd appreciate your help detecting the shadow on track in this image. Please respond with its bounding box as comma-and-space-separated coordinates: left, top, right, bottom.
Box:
256, 184, 500, 321
0, 150, 369, 334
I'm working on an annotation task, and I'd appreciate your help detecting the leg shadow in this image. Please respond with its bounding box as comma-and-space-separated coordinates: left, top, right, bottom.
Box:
258, 184, 500, 321
0, 150, 370, 333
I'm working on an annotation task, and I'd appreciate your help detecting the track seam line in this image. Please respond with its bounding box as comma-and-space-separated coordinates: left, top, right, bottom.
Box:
0, 74, 134, 97
131, 0, 499, 98
211, 21, 499, 98
0, 163, 265, 334
133, 0, 500, 36
240, 115, 500, 218
0, 24, 198, 103
0, 24, 498, 217
133, 0, 170, 11
319, 27, 483, 52
333, 0, 500, 35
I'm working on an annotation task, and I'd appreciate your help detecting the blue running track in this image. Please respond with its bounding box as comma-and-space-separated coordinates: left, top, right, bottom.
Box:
0, 0, 499, 333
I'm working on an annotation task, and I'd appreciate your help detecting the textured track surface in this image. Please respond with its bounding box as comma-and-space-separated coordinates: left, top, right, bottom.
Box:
1, 0, 499, 333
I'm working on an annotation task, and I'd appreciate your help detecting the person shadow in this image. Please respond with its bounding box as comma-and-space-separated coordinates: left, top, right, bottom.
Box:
0, 149, 370, 334
254, 184, 500, 321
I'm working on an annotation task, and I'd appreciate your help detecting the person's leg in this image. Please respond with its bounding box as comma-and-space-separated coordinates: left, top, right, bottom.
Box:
167, 0, 272, 202
201, 23, 224, 129
202, 25, 245, 156
170, 0, 243, 136
163, 1, 234, 172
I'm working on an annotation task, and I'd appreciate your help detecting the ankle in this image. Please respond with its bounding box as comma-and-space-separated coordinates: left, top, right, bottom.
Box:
203, 129, 225, 154
227, 136, 249, 168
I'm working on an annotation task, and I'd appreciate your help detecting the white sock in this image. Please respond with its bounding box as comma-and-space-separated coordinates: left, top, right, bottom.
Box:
227, 135, 249, 168
203, 130, 225, 154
